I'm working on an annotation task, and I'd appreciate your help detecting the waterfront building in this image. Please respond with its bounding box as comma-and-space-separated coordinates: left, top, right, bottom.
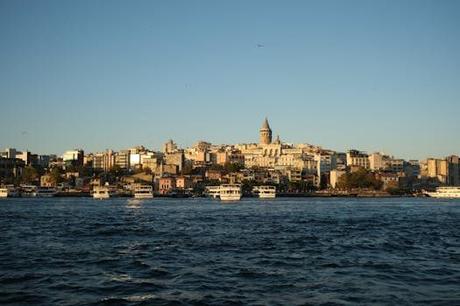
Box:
40, 174, 54, 187
425, 158, 448, 184
447, 155, 460, 186
159, 177, 176, 195
377, 172, 400, 190
330, 170, 346, 189
176, 176, 193, 190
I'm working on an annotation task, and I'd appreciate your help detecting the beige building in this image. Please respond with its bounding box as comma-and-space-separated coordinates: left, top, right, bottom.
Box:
330, 170, 346, 188
427, 158, 448, 184
92, 150, 115, 171
259, 117, 272, 145
346, 150, 370, 169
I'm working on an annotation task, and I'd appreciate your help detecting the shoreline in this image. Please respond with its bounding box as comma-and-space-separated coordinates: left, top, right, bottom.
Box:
8, 191, 420, 199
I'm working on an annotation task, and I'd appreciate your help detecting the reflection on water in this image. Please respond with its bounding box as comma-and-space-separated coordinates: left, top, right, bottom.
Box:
0, 197, 460, 305
126, 199, 143, 208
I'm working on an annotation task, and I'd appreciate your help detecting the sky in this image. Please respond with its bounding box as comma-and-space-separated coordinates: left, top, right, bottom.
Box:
0, 0, 459, 159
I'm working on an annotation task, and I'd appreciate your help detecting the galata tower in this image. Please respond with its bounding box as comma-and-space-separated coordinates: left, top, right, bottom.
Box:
259, 117, 272, 145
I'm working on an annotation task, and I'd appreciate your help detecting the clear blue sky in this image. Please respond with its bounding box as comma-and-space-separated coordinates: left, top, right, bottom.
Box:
1, 0, 459, 159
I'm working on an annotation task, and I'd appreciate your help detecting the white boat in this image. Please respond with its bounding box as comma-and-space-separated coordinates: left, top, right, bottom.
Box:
253, 185, 276, 198
0, 188, 9, 198
133, 185, 154, 199
219, 184, 242, 201
0, 185, 19, 198
36, 187, 57, 197
425, 187, 460, 198
93, 186, 111, 199
205, 186, 221, 199
20, 185, 38, 197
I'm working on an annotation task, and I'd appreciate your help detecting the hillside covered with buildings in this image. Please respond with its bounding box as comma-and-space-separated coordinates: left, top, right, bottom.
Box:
1, 119, 459, 196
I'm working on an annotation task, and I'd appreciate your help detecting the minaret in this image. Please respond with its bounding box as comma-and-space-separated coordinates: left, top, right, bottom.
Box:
259, 117, 272, 145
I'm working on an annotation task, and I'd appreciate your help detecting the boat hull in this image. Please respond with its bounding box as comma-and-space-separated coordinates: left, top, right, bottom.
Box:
220, 194, 242, 201
259, 194, 276, 199
134, 194, 154, 199
426, 192, 460, 198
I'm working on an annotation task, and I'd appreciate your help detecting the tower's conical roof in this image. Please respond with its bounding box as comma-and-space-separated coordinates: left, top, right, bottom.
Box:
261, 117, 271, 130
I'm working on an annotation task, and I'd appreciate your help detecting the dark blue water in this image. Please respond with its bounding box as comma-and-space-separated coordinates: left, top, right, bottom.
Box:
1, 198, 459, 305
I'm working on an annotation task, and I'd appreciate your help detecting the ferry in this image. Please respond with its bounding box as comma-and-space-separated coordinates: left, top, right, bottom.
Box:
425, 187, 460, 198
92, 186, 111, 200
20, 185, 38, 197
219, 184, 242, 201
0, 185, 19, 198
253, 185, 276, 198
133, 185, 154, 199
205, 186, 221, 199
36, 187, 57, 198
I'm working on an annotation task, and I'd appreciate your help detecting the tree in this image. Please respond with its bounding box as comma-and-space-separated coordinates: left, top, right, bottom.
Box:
21, 166, 38, 184
50, 167, 63, 186
337, 169, 383, 190
224, 162, 244, 173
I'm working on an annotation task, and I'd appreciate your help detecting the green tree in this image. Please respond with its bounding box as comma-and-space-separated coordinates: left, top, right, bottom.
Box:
50, 167, 63, 185
21, 166, 38, 184
337, 169, 383, 190
224, 162, 244, 173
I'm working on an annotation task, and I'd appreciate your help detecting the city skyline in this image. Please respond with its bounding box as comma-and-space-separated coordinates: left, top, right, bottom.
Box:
1, 0, 460, 159
2, 117, 458, 163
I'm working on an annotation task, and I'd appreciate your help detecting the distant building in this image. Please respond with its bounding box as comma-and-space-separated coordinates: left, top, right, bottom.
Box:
259, 117, 272, 145
0, 157, 25, 181
159, 177, 176, 195
176, 176, 192, 190
346, 150, 370, 169
2, 148, 17, 159
115, 150, 130, 169
447, 155, 460, 186
426, 158, 448, 184
62, 149, 84, 167
40, 174, 55, 187
93, 150, 115, 171
163, 139, 178, 154
330, 170, 346, 189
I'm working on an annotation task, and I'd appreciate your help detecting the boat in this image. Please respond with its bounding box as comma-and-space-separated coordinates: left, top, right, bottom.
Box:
92, 186, 111, 199
253, 185, 276, 198
219, 184, 242, 201
36, 187, 57, 198
0, 185, 19, 198
133, 185, 154, 199
205, 186, 221, 199
425, 187, 460, 198
0, 188, 9, 198
20, 185, 38, 197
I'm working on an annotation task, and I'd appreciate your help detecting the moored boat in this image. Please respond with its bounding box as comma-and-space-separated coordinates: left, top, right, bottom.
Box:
133, 185, 154, 199
205, 186, 221, 199
0, 185, 19, 198
425, 187, 460, 198
36, 187, 57, 198
253, 185, 276, 198
92, 186, 111, 200
20, 185, 38, 197
219, 184, 242, 201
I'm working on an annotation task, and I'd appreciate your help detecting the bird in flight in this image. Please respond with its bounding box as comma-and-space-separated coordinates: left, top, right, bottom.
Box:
256, 43, 265, 48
